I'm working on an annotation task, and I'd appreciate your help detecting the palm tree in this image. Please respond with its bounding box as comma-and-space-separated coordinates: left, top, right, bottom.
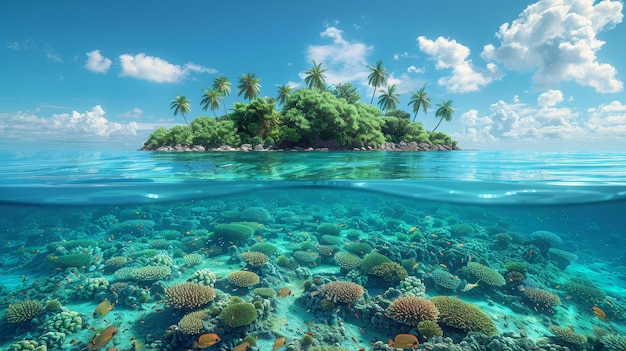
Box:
238, 73, 262, 102
170, 95, 192, 131
408, 85, 432, 122
212, 75, 231, 117
276, 84, 292, 107
200, 88, 222, 118
432, 99, 454, 132
303, 60, 328, 92
367, 60, 388, 104
377, 84, 400, 115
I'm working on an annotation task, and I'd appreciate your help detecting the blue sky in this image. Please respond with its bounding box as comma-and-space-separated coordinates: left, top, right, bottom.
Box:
1, 0, 625, 150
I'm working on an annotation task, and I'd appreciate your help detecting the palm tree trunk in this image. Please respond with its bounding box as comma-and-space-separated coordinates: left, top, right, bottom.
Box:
412, 112, 417, 122
432, 117, 443, 133
370, 89, 376, 104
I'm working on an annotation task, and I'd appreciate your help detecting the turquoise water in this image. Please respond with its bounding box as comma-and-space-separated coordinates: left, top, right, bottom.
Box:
0, 150, 625, 351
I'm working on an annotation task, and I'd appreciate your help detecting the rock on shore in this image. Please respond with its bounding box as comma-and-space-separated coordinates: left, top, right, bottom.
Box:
146, 141, 459, 152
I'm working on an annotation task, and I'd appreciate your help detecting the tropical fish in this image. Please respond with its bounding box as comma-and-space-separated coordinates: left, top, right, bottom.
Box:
94, 299, 114, 318
195, 333, 221, 348
87, 325, 118, 351
277, 287, 293, 297
233, 341, 251, 351
408, 227, 417, 232
388, 334, 419, 349
592, 306, 610, 322
272, 337, 287, 351
461, 281, 480, 292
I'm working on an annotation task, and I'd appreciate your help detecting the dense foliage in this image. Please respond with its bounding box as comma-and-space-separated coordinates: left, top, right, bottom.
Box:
143, 88, 457, 150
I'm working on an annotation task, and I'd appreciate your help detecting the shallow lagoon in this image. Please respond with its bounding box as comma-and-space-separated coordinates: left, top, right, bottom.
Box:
0, 150, 625, 351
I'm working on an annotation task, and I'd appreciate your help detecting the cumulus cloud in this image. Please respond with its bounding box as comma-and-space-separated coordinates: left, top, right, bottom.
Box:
0, 106, 149, 148
119, 53, 216, 83
418, 36, 502, 93
304, 26, 373, 85
118, 107, 143, 119
84, 50, 112, 74
457, 91, 626, 148
481, 0, 623, 93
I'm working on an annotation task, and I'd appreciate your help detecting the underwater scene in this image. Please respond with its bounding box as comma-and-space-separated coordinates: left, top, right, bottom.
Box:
1, 150, 625, 351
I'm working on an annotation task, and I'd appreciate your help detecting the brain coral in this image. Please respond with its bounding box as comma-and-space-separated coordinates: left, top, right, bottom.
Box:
166, 283, 216, 309
321, 281, 364, 303
431, 269, 462, 290
240, 207, 272, 222
4, 300, 42, 323
178, 310, 208, 335
130, 265, 172, 281
334, 251, 363, 270
218, 302, 258, 327
467, 262, 505, 287
228, 271, 260, 287
240, 251, 269, 267
431, 296, 497, 336
386, 296, 439, 326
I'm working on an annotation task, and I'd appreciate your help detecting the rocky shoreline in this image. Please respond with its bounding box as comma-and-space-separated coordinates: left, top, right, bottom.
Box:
144, 141, 460, 152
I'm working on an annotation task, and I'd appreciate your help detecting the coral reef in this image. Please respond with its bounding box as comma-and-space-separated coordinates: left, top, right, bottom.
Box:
385, 296, 439, 326
467, 262, 505, 287
321, 281, 364, 303
218, 302, 258, 327
178, 310, 209, 335
228, 271, 261, 288
166, 282, 216, 309
431, 296, 497, 336
4, 300, 43, 323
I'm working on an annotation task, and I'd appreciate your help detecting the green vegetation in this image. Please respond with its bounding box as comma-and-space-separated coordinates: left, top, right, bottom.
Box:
144, 61, 458, 150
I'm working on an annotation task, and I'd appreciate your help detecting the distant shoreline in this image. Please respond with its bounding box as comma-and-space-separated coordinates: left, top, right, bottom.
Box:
141, 141, 460, 152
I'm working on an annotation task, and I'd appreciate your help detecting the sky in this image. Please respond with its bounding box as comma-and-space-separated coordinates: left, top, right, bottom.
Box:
1, 0, 625, 151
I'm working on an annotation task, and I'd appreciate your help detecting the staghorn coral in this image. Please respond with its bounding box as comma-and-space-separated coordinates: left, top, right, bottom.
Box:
418, 320, 444, 338
4, 300, 43, 323
218, 302, 258, 327
178, 310, 209, 335
130, 265, 172, 281
431, 296, 497, 336
431, 269, 462, 290
228, 270, 260, 287
467, 262, 505, 287
549, 325, 587, 346
240, 251, 269, 267
385, 296, 439, 326
166, 282, 216, 309
369, 261, 408, 285
334, 251, 362, 270
321, 281, 364, 303
522, 287, 561, 311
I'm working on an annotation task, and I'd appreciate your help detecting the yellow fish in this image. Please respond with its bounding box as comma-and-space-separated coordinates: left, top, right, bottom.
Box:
277, 287, 293, 297
94, 299, 114, 318
195, 333, 221, 349
87, 326, 118, 351
461, 281, 480, 292
272, 337, 286, 351
592, 306, 610, 322
389, 334, 419, 349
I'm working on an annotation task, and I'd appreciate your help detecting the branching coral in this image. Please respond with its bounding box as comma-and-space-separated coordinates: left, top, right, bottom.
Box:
166, 282, 216, 309
321, 281, 364, 303
431, 296, 497, 336
385, 296, 439, 326
228, 271, 260, 287
467, 262, 505, 287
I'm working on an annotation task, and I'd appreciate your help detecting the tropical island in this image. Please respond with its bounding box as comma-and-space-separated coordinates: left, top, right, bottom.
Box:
142, 60, 459, 152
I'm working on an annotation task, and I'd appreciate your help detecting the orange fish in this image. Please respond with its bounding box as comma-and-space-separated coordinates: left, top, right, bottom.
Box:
87, 326, 118, 350
592, 306, 610, 322
272, 337, 286, 351
94, 299, 114, 318
389, 334, 419, 350
408, 227, 417, 232
195, 333, 221, 348
277, 287, 293, 297
233, 341, 251, 351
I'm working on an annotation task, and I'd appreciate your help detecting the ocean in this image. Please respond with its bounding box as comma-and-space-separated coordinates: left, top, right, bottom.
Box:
0, 150, 624, 351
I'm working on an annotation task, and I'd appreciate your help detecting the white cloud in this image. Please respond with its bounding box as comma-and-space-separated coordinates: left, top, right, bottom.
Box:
0, 106, 149, 148
118, 108, 143, 119
119, 53, 216, 83
44, 44, 62, 62
6, 38, 36, 51
304, 26, 373, 85
407, 65, 425, 74
285, 81, 301, 89
85, 50, 112, 74
418, 36, 502, 93
481, 0, 623, 93
456, 91, 626, 147
537, 89, 563, 107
